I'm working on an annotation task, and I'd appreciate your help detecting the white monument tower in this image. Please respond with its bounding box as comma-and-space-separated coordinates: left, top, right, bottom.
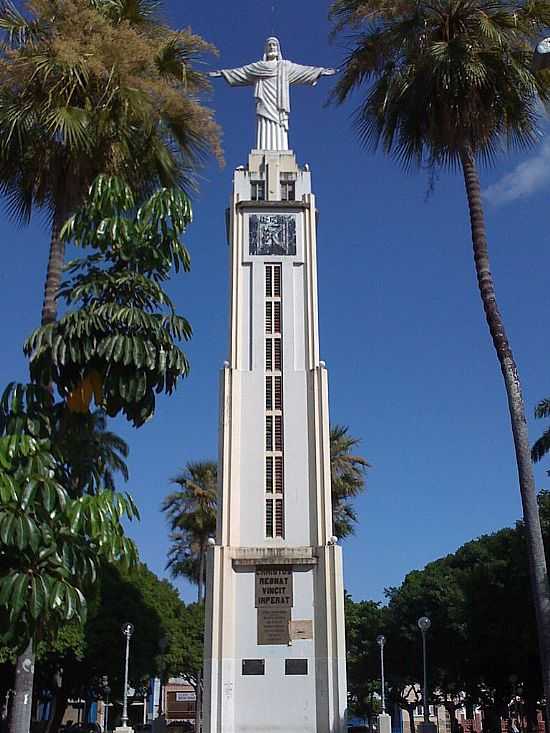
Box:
204, 38, 347, 733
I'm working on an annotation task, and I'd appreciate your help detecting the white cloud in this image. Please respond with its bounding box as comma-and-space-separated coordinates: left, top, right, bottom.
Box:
482, 141, 550, 206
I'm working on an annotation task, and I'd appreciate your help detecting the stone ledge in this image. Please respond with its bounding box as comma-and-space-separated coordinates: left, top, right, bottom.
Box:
230, 546, 318, 567
236, 200, 308, 210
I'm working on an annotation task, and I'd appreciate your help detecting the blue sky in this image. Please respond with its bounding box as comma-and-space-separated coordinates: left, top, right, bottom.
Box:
2, 0, 550, 604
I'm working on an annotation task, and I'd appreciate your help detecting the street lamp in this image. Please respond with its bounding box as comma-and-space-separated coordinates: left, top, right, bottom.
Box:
376, 635, 387, 715
417, 616, 431, 725
121, 622, 135, 729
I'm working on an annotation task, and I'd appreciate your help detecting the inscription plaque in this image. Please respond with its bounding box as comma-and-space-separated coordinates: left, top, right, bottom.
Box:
289, 619, 313, 640
249, 214, 296, 256
255, 566, 293, 607
257, 607, 291, 645
285, 659, 308, 675
242, 659, 265, 675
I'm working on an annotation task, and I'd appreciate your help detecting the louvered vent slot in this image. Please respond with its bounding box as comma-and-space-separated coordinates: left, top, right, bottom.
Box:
274, 266, 281, 297
266, 339, 272, 371
275, 457, 284, 493
274, 301, 281, 333
274, 415, 283, 451
274, 339, 282, 371
266, 416, 273, 451
266, 301, 273, 333
275, 499, 284, 538
266, 376, 273, 410
274, 376, 282, 410
266, 499, 274, 538
266, 266, 273, 298
266, 457, 274, 493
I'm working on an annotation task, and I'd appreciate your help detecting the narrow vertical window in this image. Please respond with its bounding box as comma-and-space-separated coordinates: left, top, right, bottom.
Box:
275, 499, 284, 538
266, 376, 273, 410
264, 264, 284, 540
251, 180, 265, 201
274, 301, 281, 333
266, 457, 274, 493
266, 339, 273, 371
274, 376, 282, 410
274, 266, 281, 297
275, 457, 284, 493
274, 340, 282, 371
266, 499, 274, 538
274, 415, 283, 451
266, 416, 273, 451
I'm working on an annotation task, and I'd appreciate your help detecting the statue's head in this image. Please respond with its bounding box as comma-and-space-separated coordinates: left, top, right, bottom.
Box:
264, 37, 282, 61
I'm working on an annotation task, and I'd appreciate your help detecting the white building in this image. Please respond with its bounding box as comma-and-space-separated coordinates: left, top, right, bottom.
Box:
202, 141, 348, 733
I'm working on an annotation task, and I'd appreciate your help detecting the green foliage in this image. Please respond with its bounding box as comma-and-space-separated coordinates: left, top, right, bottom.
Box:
330, 424, 369, 538
345, 501, 549, 724
345, 593, 385, 718
532, 399, 550, 467
0, 0, 221, 223
0, 382, 139, 648
163, 461, 217, 601
330, 0, 550, 169
24, 176, 193, 426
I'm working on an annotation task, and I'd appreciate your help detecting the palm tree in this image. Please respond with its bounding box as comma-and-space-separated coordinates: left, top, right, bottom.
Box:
55, 408, 129, 497
162, 461, 218, 604
0, 0, 220, 325
330, 424, 370, 538
330, 0, 550, 715
532, 400, 550, 469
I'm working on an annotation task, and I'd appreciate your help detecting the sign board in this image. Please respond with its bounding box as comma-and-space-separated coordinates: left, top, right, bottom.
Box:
289, 619, 313, 641
285, 659, 308, 675
257, 607, 291, 645
175, 692, 195, 702
242, 659, 265, 675
255, 566, 293, 608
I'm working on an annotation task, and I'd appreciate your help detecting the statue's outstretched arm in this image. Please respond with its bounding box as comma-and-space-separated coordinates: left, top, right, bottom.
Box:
288, 63, 338, 86
208, 64, 261, 86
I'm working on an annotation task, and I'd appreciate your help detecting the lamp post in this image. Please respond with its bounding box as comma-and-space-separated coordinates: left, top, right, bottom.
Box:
121, 622, 135, 729
376, 635, 386, 715
417, 616, 431, 725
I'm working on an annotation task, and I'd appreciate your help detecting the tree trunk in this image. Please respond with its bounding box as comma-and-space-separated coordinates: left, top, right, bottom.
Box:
460, 146, 550, 728
41, 204, 67, 326
8, 639, 35, 733
194, 676, 202, 733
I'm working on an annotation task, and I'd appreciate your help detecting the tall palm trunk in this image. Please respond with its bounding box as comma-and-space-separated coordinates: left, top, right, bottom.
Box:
460, 146, 550, 726
41, 203, 67, 325
10, 204, 68, 733
8, 640, 34, 733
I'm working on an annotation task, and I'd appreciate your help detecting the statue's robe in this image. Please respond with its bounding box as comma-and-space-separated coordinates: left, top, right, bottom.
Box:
221, 59, 325, 150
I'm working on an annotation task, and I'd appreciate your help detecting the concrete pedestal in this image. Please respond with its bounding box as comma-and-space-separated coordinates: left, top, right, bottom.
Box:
378, 713, 392, 733
114, 727, 134, 733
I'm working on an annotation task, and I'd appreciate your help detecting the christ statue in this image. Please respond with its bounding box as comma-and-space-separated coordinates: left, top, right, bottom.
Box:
209, 37, 336, 151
